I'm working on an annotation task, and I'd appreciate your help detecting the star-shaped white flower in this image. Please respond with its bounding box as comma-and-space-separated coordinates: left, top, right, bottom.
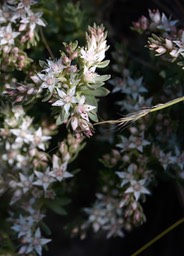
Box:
11, 214, 33, 238
80, 24, 109, 69
0, 23, 20, 45
116, 164, 137, 188
49, 154, 73, 182
10, 117, 33, 145
17, 173, 34, 193
43, 59, 65, 75
33, 168, 54, 191
75, 95, 96, 121
52, 87, 78, 113
33, 127, 51, 151
39, 72, 59, 93
20, 8, 46, 33
18, 228, 51, 256
125, 179, 150, 201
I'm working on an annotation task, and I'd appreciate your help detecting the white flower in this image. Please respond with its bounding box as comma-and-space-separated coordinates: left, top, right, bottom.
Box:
170, 32, 184, 58
176, 151, 184, 171
149, 9, 161, 24
158, 150, 176, 170
0, 3, 13, 24
33, 168, 54, 191
0, 24, 20, 45
52, 87, 78, 113
33, 127, 51, 150
83, 65, 100, 83
128, 133, 150, 153
10, 6, 27, 22
75, 95, 96, 121
17, 0, 37, 9
116, 164, 137, 187
10, 117, 33, 145
18, 228, 51, 256
11, 214, 33, 238
158, 13, 178, 31
39, 72, 59, 93
120, 95, 152, 112
81, 24, 109, 69
116, 135, 132, 152
84, 194, 124, 238
43, 59, 65, 76
123, 77, 147, 100
125, 179, 150, 200
17, 173, 34, 193
49, 155, 73, 182
20, 8, 46, 32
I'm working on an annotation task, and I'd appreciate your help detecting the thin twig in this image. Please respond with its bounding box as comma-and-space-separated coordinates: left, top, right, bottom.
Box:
131, 217, 184, 256
39, 27, 55, 59
94, 96, 184, 126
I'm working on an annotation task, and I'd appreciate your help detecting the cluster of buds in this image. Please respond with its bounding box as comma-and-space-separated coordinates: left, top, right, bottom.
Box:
4, 81, 38, 103
132, 9, 184, 63
148, 31, 184, 61
132, 9, 178, 34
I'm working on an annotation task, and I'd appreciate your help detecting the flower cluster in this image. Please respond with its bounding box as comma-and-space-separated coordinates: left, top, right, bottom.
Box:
31, 24, 110, 137
1, 2, 184, 255
132, 9, 178, 34
0, 104, 84, 255
0, 0, 46, 70
83, 193, 125, 238
0, 2, 111, 251
147, 30, 184, 62
10, 202, 51, 255
81, 133, 152, 238
80, 16, 184, 238
110, 71, 151, 112
133, 9, 184, 63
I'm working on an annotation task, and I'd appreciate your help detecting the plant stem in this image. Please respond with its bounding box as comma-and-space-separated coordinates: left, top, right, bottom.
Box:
131, 217, 184, 256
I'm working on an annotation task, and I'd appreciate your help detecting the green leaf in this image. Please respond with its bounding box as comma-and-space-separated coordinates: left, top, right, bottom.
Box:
88, 111, 98, 122
87, 82, 104, 89
59, 198, 71, 206
87, 87, 110, 97
46, 199, 68, 215
40, 221, 52, 235
39, 60, 46, 68
48, 204, 67, 215
85, 95, 98, 107
97, 60, 110, 68
42, 92, 52, 102
56, 114, 63, 125
94, 74, 111, 83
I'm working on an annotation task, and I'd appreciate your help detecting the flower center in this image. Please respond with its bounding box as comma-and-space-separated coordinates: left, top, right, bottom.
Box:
65, 95, 71, 103
35, 136, 41, 144
4, 12, 10, 19
42, 175, 49, 183
30, 15, 36, 23
33, 238, 40, 246
5, 32, 12, 40
55, 168, 63, 177
47, 78, 54, 85
133, 183, 141, 191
